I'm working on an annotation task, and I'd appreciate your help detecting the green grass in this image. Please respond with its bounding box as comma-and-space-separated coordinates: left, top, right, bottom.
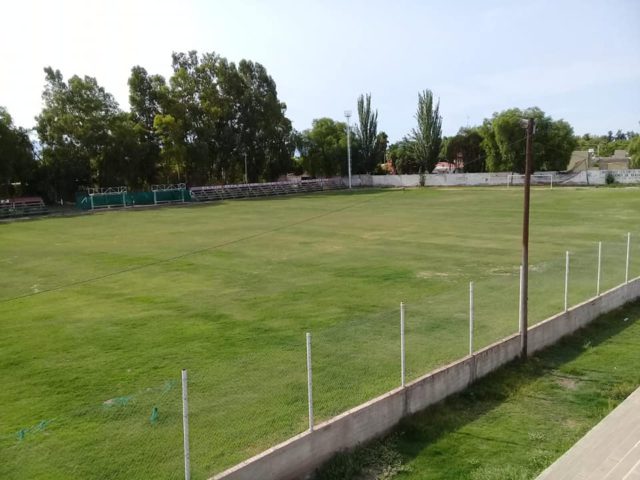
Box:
316, 300, 640, 480
0, 187, 639, 479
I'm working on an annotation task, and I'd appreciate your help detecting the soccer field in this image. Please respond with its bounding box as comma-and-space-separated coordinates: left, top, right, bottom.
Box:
1, 187, 639, 479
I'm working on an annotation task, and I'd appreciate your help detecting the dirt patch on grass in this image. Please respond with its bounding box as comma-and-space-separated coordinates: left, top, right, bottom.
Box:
556, 376, 579, 390
416, 271, 454, 279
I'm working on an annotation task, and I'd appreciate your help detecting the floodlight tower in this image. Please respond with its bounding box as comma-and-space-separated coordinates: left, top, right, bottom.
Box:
344, 110, 352, 189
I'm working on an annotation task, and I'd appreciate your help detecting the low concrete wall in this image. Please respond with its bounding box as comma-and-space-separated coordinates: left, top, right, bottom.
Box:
528, 278, 640, 355
344, 170, 640, 188
212, 276, 640, 480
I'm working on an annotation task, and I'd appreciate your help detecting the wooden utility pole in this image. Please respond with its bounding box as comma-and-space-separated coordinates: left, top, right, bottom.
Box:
520, 118, 534, 359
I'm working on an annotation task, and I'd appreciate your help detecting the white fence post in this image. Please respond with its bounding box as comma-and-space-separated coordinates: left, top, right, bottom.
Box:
626, 233, 631, 284
469, 282, 474, 355
518, 265, 524, 333
181, 369, 191, 480
564, 251, 570, 311
306, 332, 314, 432
400, 302, 406, 387
597, 241, 602, 296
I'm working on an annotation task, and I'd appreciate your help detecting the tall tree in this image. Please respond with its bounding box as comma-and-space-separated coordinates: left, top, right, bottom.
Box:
410, 90, 442, 174
36, 68, 121, 200
388, 138, 419, 174
480, 107, 576, 172
0, 107, 36, 197
127, 66, 168, 185
298, 118, 350, 177
446, 128, 486, 172
355, 93, 378, 173
373, 131, 389, 169
629, 135, 640, 168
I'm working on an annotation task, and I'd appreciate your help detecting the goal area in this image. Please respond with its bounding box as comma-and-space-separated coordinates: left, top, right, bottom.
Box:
507, 173, 555, 188
151, 183, 188, 204
84, 186, 128, 210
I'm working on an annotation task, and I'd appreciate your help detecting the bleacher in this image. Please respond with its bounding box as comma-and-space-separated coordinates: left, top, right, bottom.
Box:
189, 178, 346, 202
0, 197, 48, 219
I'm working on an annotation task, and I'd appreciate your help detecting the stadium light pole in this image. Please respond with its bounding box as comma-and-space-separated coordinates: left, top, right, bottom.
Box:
345, 110, 352, 189
519, 117, 535, 360
244, 153, 248, 184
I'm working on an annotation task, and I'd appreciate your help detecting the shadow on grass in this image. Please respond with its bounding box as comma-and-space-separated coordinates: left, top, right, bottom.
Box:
314, 300, 640, 480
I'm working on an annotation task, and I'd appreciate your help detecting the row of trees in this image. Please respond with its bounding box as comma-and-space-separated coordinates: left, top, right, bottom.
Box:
1, 49, 639, 200
386, 106, 579, 174
37, 52, 294, 201
295, 90, 442, 176
293, 94, 388, 177
296, 95, 594, 177
2, 51, 296, 200
575, 130, 639, 158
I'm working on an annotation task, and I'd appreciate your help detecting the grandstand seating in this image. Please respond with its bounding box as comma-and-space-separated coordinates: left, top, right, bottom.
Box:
0, 197, 48, 218
189, 179, 346, 202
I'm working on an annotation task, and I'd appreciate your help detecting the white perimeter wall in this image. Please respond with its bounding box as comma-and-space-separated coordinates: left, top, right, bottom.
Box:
345, 170, 640, 188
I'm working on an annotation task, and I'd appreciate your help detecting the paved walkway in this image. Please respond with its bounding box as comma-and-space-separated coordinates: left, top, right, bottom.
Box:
537, 387, 640, 479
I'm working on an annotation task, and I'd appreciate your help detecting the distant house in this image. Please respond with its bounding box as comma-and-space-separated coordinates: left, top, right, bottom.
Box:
599, 150, 630, 170
432, 161, 464, 174
567, 150, 630, 171
567, 151, 592, 171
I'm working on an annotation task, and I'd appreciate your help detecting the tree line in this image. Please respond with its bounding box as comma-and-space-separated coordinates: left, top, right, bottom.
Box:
1, 49, 638, 201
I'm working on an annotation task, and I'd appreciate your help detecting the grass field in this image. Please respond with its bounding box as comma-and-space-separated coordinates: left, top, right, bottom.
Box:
316, 300, 640, 480
1, 187, 639, 479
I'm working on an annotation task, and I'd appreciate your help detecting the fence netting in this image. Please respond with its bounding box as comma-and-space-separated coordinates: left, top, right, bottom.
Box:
1, 375, 183, 479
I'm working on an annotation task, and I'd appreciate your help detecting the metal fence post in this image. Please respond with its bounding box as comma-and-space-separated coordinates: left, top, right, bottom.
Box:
400, 302, 406, 387
469, 282, 474, 355
181, 369, 191, 480
626, 233, 631, 284
306, 332, 314, 432
564, 251, 570, 311
597, 241, 602, 296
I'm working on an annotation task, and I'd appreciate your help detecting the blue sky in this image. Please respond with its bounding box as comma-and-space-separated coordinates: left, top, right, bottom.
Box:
1, 0, 639, 142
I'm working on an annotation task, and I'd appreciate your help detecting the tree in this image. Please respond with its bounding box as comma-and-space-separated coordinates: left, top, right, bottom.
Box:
629, 135, 640, 168
538, 119, 576, 171
36, 68, 123, 200
0, 107, 36, 197
388, 138, 419, 174
480, 107, 576, 173
355, 93, 378, 173
297, 118, 350, 177
127, 66, 168, 185
373, 132, 389, 169
235, 59, 294, 181
410, 90, 442, 174
480, 108, 526, 172
446, 128, 486, 172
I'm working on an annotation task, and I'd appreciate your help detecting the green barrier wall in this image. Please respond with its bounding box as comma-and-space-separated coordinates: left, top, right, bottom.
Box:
76, 189, 190, 210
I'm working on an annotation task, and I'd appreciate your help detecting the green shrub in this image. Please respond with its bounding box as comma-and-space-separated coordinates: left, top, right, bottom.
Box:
605, 172, 616, 185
